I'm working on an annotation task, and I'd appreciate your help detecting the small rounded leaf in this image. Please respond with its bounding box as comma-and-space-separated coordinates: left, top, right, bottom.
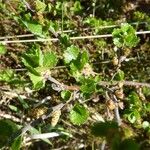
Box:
69, 104, 89, 125
63, 45, 79, 64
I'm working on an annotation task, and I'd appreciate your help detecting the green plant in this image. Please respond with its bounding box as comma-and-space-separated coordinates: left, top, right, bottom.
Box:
22, 45, 57, 90
70, 103, 89, 125
112, 23, 140, 48
1, 1, 150, 149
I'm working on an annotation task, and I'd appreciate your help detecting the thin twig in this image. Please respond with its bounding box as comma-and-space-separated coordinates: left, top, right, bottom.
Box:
112, 95, 121, 125
101, 140, 106, 150
47, 78, 150, 92
99, 81, 150, 88
47, 76, 79, 91
122, 81, 150, 87
92, 0, 97, 17
1, 30, 150, 44
105, 89, 121, 125
0, 21, 147, 40
61, 2, 64, 33
21, 0, 35, 12
26, 131, 72, 142
0, 34, 34, 40
0, 111, 21, 123
25, 132, 60, 141
33, 96, 51, 108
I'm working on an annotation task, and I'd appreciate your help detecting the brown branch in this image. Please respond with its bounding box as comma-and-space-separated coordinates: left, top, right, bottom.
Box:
47, 78, 150, 92
99, 81, 150, 88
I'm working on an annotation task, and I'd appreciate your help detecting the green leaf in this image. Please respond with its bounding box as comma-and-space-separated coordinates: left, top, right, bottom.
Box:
114, 69, 124, 81
84, 17, 100, 28
0, 44, 7, 55
22, 47, 43, 68
127, 113, 137, 124
21, 20, 43, 37
71, 1, 82, 14
127, 110, 141, 124
63, 45, 79, 64
119, 139, 140, 150
112, 23, 140, 48
128, 91, 142, 108
11, 136, 22, 150
80, 77, 97, 94
24, 65, 41, 76
79, 51, 89, 69
69, 51, 89, 81
8, 105, 18, 112
28, 72, 45, 90
69, 104, 89, 125
0, 69, 14, 82
75, 51, 89, 70
35, 0, 46, 12
91, 121, 118, 137
0, 119, 18, 148
18, 95, 29, 109
43, 52, 57, 68
69, 63, 81, 81
60, 34, 70, 47
61, 90, 71, 101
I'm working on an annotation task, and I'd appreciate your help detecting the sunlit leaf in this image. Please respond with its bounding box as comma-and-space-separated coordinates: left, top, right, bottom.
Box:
28, 72, 45, 90
43, 52, 57, 68
71, 1, 82, 14
64, 45, 79, 63
69, 51, 89, 80
70, 104, 89, 125
80, 77, 100, 94
112, 23, 140, 48
128, 91, 142, 108
127, 110, 141, 124
8, 105, 18, 112
0, 69, 14, 82
22, 47, 43, 68
21, 20, 43, 37
79, 51, 89, 69
80, 77, 97, 94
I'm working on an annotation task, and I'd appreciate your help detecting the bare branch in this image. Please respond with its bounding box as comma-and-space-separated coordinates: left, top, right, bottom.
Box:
99, 81, 150, 88
25, 132, 60, 141
112, 95, 121, 126
1, 30, 150, 44
0, 21, 147, 40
